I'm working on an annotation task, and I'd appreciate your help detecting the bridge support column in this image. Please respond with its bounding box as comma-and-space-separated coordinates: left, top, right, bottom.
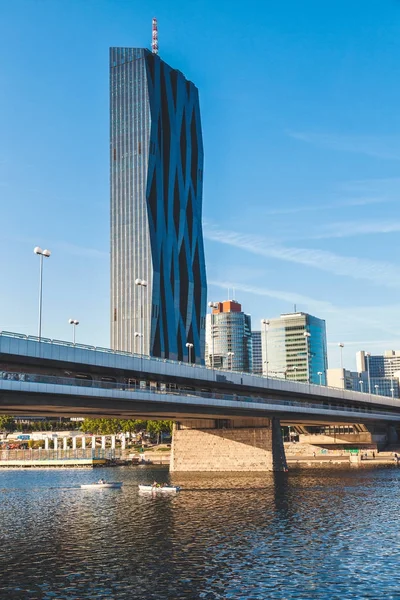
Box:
72, 437, 77, 451
170, 417, 287, 472
82, 436, 86, 450
54, 437, 58, 451
101, 436, 106, 450
63, 437, 68, 451
44, 437, 49, 450
111, 435, 116, 450
121, 436, 126, 450
92, 436, 96, 450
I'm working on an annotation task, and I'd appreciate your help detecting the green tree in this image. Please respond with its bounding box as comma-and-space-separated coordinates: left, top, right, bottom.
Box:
0, 415, 16, 433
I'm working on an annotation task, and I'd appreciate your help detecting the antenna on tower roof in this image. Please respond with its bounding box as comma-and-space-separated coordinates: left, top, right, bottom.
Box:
152, 18, 159, 55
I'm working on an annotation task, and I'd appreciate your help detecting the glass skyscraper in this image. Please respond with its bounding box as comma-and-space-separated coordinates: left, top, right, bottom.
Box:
110, 47, 207, 363
251, 331, 263, 375
262, 312, 328, 384
205, 301, 252, 372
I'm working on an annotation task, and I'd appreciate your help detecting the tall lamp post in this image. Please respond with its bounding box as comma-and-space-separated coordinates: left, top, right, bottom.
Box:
389, 360, 395, 399
186, 342, 194, 364
208, 302, 219, 368
303, 331, 311, 383
317, 371, 323, 386
227, 351, 235, 372
135, 278, 148, 355
366, 352, 371, 393
359, 379, 364, 393
374, 384, 379, 395
261, 319, 270, 378
69, 319, 79, 344
34, 246, 51, 340
134, 331, 143, 355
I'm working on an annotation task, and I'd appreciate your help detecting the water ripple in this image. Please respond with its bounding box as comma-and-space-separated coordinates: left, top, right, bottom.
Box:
1, 466, 400, 598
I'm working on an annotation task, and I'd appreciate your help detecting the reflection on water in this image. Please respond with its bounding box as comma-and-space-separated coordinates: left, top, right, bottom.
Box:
1, 466, 400, 599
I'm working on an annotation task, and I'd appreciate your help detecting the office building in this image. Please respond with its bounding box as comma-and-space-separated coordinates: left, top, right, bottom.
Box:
356, 350, 400, 379
327, 368, 399, 398
206, 301, 252, 372
110, 46, 207, 362
252, 331, 263, 375
262, 312, 327, 384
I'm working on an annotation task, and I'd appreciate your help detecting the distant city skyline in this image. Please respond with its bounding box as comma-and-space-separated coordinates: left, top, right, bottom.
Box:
1, 1, 400, 371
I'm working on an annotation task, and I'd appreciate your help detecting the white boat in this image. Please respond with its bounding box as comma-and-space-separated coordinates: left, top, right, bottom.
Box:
138, 484, 180, 493
81, 482, 123, 489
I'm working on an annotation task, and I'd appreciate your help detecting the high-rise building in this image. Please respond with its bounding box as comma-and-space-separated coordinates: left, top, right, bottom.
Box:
262, 312, 328, 384
206, 301, 252, 372
356, 350, 400, 379
251, 331, 263, 375
110, 46, 207, 363
327, 368, 400, 398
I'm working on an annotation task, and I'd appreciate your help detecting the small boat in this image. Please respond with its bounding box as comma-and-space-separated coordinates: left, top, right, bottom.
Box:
81, 482, 123, 489
139, 484, 180, 493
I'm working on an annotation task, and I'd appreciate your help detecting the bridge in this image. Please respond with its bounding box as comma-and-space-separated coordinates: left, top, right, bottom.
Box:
1, 331, 400, 471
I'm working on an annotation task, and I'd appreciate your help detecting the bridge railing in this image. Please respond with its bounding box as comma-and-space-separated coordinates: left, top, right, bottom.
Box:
1, 370, 398, 419
0, 330, 302, 385
0, 448, 117, 462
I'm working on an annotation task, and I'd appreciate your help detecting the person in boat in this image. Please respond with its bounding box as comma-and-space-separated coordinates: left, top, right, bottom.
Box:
98, 478, 106, 484
152, 481, 158, 488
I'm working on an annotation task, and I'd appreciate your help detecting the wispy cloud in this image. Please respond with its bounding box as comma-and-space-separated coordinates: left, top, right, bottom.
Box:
310, 220, 400, 240
208, 279, 337, 314
204, 226, 400, 289
264, 196, 387, 216
287, 130, 400, 161
209, 280, 400, 342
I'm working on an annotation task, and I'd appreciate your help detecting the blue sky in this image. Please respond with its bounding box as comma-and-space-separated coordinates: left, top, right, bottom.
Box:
1, 0, 400, 370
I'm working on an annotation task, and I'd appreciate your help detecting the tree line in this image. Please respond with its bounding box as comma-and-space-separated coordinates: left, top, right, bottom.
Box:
0, 416, 173, 437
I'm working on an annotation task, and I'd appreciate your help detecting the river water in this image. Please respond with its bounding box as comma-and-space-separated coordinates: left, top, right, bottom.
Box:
1, 465, 400, 599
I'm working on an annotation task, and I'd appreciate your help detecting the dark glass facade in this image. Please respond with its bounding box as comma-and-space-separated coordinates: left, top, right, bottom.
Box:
110, 48, 207, 363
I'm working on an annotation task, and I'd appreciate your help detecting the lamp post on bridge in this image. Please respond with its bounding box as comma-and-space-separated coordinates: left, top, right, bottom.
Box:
134, 331, 143, 355
261, 319, 270, 378
366, 352, 371, 394
389, 359, 395, 399
208, 302, 219, 369
34, 246, 51, 340
374, 384, 379, 395
227, 351, 235, 372
134, 278, 147, 355
359, 379, 364, 393
186, 342, 194, 364
69, 319, 79, 344
317, 371, 323, 386
303, 331, 311, 383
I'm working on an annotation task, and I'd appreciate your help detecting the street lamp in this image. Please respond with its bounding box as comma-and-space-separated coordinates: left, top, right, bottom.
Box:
68, 319, 79, 344
208, 301, 219, 368
227, 351, 235, 372
338, 343, 344, 370
186, 342, 194, 364
303, 331, 311, 383
34, 246, 51, 340
135, 278, 148, 355
366, 352, 371, 393
389, 360, 395, 399
317, 371, 323, 385
374, 384, 379, 395
134, 331, 143, 355
359, 380, 364, 393
261, 319, 270, 378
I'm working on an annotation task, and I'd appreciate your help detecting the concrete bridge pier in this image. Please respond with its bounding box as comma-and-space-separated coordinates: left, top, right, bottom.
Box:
170, 417, 288, 472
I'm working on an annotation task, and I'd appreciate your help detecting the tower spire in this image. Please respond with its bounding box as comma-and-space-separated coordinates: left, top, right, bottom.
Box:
152, 18, 158, 55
